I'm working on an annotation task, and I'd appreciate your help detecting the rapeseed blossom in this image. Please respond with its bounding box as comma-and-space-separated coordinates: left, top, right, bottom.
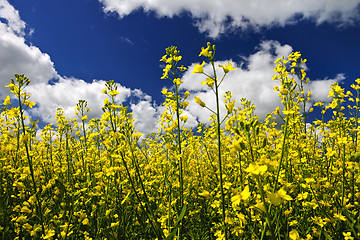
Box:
219, 61, 237, 73
1, 48, 359, 240
192, 61, 205, 74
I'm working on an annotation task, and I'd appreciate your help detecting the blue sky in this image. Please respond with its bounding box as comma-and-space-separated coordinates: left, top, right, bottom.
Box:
1, 0, 360, 134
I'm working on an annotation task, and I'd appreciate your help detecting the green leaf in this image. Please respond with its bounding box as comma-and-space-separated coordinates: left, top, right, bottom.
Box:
323, 231, 333, 240
164, 204, 187, 240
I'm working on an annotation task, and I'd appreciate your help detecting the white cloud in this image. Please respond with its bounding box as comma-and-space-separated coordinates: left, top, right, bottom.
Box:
306, 73, 345, 103
27, 78, 111, 123
0, 1, 159, 135
179, 40, 343, 125
0, 0, 26, 35
98, 0, 360, 38
26, 77, 163, 136
0, 0, 58, 99
0, 1, 348, 137
21, 39, 337, 135
131, 100, 160, 135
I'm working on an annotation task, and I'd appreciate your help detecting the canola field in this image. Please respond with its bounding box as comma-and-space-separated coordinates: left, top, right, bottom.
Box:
0, 43, 359, 240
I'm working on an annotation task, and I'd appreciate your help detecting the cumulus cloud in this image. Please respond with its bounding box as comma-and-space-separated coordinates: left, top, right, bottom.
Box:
306, 73, 345, 103
26, 76, 163, 136
179, 40, 343, 125
98, 0, 360, 38
0, 0, 58, 99
0, 0, 159, 135
28, 78, 112, 123
0, 0, 348, 136
131, 100, 160, 135
0, 0, 26, 35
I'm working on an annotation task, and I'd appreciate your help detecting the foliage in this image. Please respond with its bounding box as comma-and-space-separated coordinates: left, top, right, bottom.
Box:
0, 45, 360, 240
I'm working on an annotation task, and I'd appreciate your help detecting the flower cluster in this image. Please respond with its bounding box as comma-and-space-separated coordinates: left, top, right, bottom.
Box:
0, 47, 359, 240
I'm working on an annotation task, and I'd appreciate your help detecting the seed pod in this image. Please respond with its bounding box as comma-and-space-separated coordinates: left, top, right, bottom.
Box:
252, 119, 259, 128
245, 122, 250, 132
262, 137, 268, 148
240, 121, 245, 130
240, 142, 246, 150
255, 126, 260, 136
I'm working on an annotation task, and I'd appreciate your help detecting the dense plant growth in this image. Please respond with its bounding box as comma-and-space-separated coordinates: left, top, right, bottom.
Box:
0, 43, 359, 240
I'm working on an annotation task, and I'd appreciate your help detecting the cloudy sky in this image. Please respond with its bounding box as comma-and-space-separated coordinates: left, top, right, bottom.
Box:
1, 0, 360, 135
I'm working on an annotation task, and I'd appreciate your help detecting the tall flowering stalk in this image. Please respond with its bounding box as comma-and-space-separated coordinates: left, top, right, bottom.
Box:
1, 48, 360, 240
160, 46, 188, 239
193, 42, 237, 240
101, 80, 164, 239
75, 99, 91, 179
4, 74, 45, 236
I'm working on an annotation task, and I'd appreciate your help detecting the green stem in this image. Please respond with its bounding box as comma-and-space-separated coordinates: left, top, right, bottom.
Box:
257, 175, 276, 240
273, 116, 289, 193
16, 82, 45, 236
174, 82, 184, 239
211, 60, 228, 240
262, 114, 290, 238
120, 151, 164, 239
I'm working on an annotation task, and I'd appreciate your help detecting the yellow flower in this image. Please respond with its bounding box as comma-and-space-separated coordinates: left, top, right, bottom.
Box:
226, 101, 234, 114
267, 192, 282, 206
289, 220, 298, 226
289, 229, 300, 240
214, 230, 225, 240
244, 163, 267, 175
165, 56, 173, 64
305, 234, 313, 240
103, 98, 109, 105
199, 190, 211, 198
2, 96, 11, 105
231, 185, 251, 208
275, 106, 280, 115
338, 136, 348, 145
252, 202, 266, 212
184, 91, 190, 98
161, 88, 168, 95
334, 213, 346, 221
161, 64, 172, 79
194, 96, 206, 107
177, 65, 187, 71
108, 90, 120, 96
277, 188, 293, 201
219, 61, 237, 73
43, 229, 56, 239
180, 115, 188, 122
182, 101, 189, 109
5, 83, 16, 91
20, 205, 32, 214
343, 232, 354, 240
296, 192, 309, 201
82, 218, 89, 225
159, 54, 167, 62
201, 77, 216, 87
173, 55, 182, 62
22, 223, 32, 231
110, 221, 119, 228
199, 46, 211, 58
192, 61, 205, 74
173, 78, 183, 85
240, 185, 251, 201
268, 188, 293, 206
15, 215, 28, 224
